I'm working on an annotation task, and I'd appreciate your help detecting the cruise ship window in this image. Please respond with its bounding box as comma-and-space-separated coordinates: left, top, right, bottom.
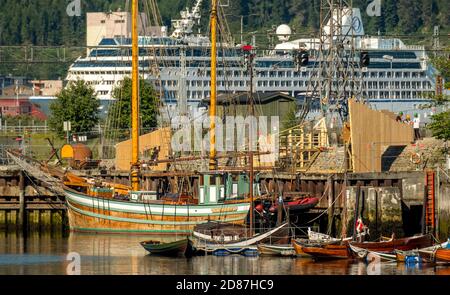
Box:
395, 72, 401, 78
286, 71, 292, 78
269, 71, 276, 78
294, 81, 298, 86
278, 71, 284, 78
404, 72, 410, 78
275, 81, 280, 87
302, 72, 307, 78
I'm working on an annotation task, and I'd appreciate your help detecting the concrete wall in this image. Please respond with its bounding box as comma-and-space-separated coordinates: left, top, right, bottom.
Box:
344, 186, 404, 238
402, 174, 425, 207
438, 181, 450, 241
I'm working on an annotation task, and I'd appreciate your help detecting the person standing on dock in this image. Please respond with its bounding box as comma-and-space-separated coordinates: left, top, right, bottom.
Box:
413, 113, 421, 140
396, 112, 403, 122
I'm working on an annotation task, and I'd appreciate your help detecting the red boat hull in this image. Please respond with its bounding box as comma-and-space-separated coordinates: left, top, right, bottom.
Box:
350, 234, 433, 253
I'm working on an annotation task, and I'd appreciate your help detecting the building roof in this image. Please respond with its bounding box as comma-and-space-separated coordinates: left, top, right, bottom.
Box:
205, 92, 295, 106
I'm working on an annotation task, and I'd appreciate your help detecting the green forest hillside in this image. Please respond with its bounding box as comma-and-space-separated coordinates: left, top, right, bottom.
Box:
0, 0, 448, 46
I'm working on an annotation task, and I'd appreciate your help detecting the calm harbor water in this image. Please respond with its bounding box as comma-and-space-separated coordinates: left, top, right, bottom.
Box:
0, 232, 449, 275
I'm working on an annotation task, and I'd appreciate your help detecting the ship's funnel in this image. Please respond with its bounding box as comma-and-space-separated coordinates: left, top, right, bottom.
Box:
323, 8, 364, 37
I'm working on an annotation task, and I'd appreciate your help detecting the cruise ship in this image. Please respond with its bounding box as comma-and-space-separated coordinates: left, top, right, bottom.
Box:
65, 0, 441, 120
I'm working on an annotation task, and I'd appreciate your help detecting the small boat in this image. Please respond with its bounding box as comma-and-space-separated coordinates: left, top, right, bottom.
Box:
191, 222, 289, 255
212, 246, 259, 257
257, 244, 296, 257
269, 197, 320, 214
349, 244, 397, 262
291, 239, 311, 257
140, 238, 193, 257
349, 234, 434, 255
435, 248, 450, 263
300, 243, 350, 260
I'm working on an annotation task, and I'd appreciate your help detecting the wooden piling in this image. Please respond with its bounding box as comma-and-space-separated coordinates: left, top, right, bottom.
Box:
327, 177, 335, 236
18, 171, 26, 230
0, 210, 5, 230
40, 210, 51, 231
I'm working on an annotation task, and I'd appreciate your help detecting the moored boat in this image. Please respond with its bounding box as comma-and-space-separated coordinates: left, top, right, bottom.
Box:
435, 248, 450, 263
291, 239, 312, 257
349, 234, 433, 255
191, 222, 289, 255
257, 244, 296, 257
300, 243, 350, 260
140, 238, 193, 257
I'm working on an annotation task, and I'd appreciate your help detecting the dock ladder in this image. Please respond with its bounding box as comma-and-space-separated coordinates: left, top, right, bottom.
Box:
425, 170, 436, 235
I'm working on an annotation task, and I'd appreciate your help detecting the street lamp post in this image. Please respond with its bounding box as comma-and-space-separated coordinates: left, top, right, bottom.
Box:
383, 55, 394, 112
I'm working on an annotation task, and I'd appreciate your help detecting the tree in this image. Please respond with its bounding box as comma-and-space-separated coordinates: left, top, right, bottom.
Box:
282, 105, 300, 130
49, 80, 100, 137
107, 77, 160, 136
428, 110, 450, 142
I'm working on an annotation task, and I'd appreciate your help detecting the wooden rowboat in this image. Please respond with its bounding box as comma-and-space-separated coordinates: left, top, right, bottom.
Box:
140, 238, 193, 257
257, 244, 296, 257
435, 248, 450, 263
300, 243, 350, 260
291, 239, 311, 257
349, 234, 433, 255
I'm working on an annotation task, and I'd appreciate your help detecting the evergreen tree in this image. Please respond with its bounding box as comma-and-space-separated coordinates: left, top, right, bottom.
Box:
108, 77, 160, 136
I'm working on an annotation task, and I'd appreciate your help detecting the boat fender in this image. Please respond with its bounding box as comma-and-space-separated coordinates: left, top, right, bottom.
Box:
410, 152, 421, 164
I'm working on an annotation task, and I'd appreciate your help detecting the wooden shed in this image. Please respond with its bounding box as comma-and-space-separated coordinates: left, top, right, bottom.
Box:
207, 91, 296, 121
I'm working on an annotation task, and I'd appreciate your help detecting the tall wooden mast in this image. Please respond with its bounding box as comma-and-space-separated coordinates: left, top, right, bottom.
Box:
130, 0, 140, 191
209, 0, 218, 170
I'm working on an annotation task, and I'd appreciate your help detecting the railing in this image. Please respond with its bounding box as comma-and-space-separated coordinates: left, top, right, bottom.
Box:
0, 124, 50, 134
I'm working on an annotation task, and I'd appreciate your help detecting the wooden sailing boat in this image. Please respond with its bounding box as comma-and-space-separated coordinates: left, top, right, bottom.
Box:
63, 0, 251, 234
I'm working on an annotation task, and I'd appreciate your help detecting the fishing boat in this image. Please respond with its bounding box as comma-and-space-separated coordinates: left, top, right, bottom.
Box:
140, 238, 193, 257
62, 0, 252, 234
257, 244, 296, 257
